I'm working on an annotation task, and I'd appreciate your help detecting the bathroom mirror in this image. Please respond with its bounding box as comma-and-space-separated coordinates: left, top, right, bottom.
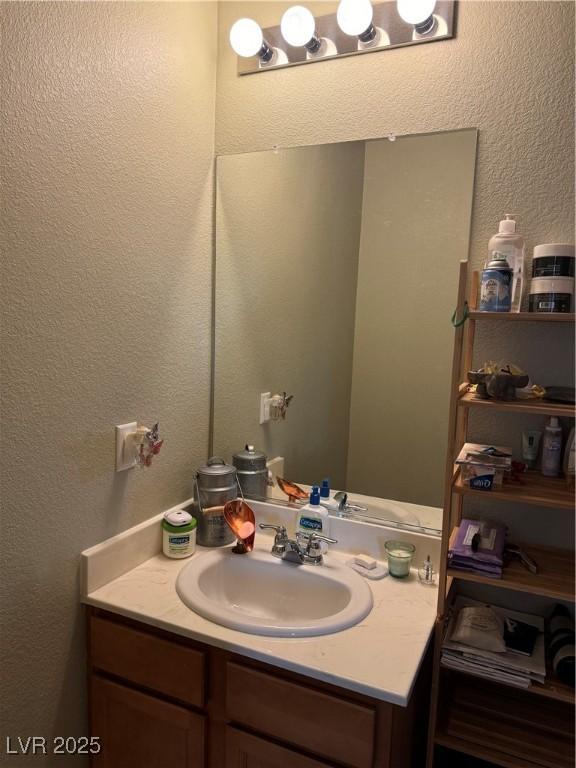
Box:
213, 128, 478, 533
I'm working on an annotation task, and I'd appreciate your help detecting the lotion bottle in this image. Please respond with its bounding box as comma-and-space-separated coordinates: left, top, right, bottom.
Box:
488, 215, 526, 312
297, 485, 330, 536
542, 417, 563, 477
320, 478, 331, 504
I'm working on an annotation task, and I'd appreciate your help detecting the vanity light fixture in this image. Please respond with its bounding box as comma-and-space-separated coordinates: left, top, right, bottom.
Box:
336, 0, 389, 49
280, 6, 336, 58
397, 0, 445, 37
229, 18, 288, 67
231, 0, 455, 75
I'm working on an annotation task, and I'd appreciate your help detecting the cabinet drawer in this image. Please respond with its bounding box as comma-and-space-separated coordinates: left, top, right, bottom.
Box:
225, 662, 376, 768
225, 726, 334, 768
91, 675, 205, 768
90, 615, 205, 708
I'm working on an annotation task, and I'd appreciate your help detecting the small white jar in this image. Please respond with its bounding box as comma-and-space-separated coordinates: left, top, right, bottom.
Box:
162, 509, 197, 559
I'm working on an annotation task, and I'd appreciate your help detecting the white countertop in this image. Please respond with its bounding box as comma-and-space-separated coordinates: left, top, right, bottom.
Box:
81, 499, 439, 707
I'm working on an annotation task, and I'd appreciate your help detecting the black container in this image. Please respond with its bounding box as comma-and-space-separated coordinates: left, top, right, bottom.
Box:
528, 276, 574, 313
532, 244, 575, 278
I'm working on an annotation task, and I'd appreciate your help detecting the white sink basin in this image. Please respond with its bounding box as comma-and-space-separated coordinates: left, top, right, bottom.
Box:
176, 548, 373, 637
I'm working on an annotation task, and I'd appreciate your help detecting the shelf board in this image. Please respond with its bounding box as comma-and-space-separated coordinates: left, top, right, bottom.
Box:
529, 673, 575, 705
435, 732, 553, 768
447, 532, 575, 601
453, 468, 575, 510
468, 311, 575, 323
441, 665, 575, 706
435, 729, 573, 768
458, 390, 575, 417
436, 675, 574, 768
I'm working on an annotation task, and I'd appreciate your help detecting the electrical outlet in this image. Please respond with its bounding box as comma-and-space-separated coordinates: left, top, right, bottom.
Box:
259, 392, 272, 424
115, 422, 137, 471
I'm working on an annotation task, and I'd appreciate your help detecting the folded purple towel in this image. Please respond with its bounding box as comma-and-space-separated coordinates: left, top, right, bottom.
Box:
449, 518, 507, 577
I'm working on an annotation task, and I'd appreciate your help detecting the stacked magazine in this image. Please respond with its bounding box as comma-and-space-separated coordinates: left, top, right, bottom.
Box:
442, 596, 546, 689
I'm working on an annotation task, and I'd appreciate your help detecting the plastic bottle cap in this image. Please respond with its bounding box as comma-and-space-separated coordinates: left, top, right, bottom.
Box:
499, 214, 517, 234
310, 485, 321, 505
320, 478, 330, 498
488, 251, 511, 268
533, 243, 575, 259
164, 509, 194, 527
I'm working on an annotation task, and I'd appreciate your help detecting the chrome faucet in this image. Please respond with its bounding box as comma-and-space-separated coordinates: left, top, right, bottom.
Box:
259, 524, 337, 566
319, 491, 368, 517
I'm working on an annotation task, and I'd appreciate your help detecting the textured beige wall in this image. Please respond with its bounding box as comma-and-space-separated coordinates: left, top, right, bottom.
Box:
216, 0, 574, 530
216, 1, 574, 268
1, 0, 574, 757
1, 1, 216, 756
214, 142, 364, 486
347, 130, 477, 506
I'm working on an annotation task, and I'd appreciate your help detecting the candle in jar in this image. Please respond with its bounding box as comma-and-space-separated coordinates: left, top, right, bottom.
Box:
385, 540, 415, 578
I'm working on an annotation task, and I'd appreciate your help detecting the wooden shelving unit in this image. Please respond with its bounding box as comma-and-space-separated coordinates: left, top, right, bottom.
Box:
467, 310, 575, 323
458, 390, 575, 417
435, 672, 575, 768
446, 531, 575, 601
426, 263, 576, 768
453, 468, 574, 509
524, 670, 575, 705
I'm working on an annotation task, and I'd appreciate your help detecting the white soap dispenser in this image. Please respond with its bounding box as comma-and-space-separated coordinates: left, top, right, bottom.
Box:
488, 214, 526, 312
297, 485, 330, 536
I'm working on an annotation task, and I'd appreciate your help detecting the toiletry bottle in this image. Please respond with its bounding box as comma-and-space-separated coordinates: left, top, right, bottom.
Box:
488, 215, 525, 312
320, 478, 331, 504
162, 509, 197, 559
549, 604, 575, 686
521, 430, 542, 469
479, 252, 512, 312
318, 478, 343, 514
541, 417, 563, 477
418, 555, 437, 586
564, 427, 575, 488
297, 485, 330, 537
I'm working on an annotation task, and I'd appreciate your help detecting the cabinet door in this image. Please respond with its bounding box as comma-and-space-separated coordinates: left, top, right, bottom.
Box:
225, 727, 334, 768
91, 675, 205, 768
225, 662, 376, 768
90, 614, 205, 707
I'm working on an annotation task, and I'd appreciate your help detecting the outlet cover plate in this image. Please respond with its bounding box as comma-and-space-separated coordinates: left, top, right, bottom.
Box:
115, 422, 137, 471
259, 392, 272, 425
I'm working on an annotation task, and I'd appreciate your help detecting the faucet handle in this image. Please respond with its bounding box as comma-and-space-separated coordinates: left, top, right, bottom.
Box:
296, 531, 338, 565
296, 531, 338, 550
259, 523, 287, 537
259, 524, 288, 557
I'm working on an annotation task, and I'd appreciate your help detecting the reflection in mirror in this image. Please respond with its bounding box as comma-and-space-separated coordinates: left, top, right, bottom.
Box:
213, 129, 478, 534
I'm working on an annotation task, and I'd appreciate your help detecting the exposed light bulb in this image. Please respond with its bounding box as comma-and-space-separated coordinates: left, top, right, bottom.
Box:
397, 0, 437, 26
281, 6, 316, 47
229, 18, 265, 58
336, 0, 374, 37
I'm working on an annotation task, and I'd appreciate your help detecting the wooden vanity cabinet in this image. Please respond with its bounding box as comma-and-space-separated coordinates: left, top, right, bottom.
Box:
91, 676, 205, 768
87, 608, 430, 768
224, 727, 334, 768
